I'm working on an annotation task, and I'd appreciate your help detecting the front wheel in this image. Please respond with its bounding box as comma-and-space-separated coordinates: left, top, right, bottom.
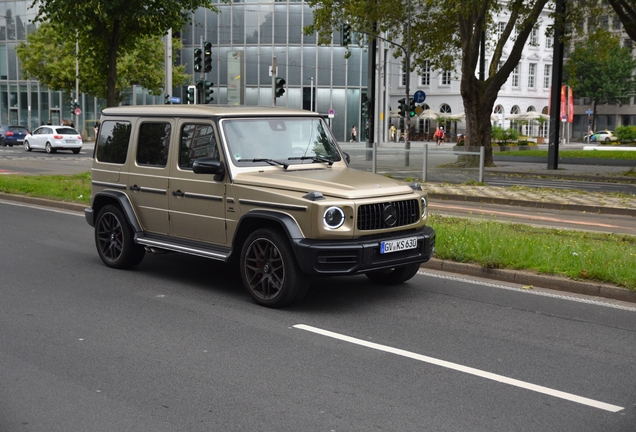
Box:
45, 142, 54, 153
24, 141, 32, 152
240, 228, 309, 308
605, 137, 611, 143
95, 204, 145, 269
365, 263, 421, 285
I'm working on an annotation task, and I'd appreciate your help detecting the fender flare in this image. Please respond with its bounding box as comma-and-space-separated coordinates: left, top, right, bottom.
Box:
91, 190, 142, 233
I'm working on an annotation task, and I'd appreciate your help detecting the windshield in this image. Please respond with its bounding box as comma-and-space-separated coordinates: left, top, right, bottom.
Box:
222, 117, 342, 167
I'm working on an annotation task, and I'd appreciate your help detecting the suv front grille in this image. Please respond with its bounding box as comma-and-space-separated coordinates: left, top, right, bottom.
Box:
357, 199, 419, 231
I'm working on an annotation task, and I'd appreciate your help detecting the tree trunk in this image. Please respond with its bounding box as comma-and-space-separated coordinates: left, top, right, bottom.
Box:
460, 73, 499, 167
106, 20, 121, 108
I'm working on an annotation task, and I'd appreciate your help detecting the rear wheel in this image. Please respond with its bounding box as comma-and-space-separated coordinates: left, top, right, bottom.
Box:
95, 204, 145, 269
240, 228, 309, 308
44, 143, 57, 153
365, 263, 421, 285
72, 148, 81, 154
605, 137, 611, 143
0, 138, 5, 147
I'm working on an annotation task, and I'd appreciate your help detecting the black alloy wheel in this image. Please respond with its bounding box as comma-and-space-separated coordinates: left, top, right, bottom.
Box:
95, 204, 145, 269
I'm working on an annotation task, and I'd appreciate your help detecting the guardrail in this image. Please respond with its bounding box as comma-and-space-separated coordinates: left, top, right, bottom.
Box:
339, 142, 485, 183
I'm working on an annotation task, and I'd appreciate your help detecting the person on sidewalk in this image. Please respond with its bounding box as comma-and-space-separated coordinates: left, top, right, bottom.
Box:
390, 124, 396, 142
350, 125, 357, 142
434, 127, 444, 145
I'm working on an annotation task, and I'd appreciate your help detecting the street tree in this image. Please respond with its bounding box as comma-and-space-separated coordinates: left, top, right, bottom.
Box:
31, 0, 215, 107
306, 0, 587, 166
17, 22, 189, 102
563, 29, 636, 132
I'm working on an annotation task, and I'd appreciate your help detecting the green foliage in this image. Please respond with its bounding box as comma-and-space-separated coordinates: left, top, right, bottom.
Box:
563, 28, 636, 107
491, 126, 519, 144
32, 0, 216, 106
615, 125, 636, 142
17, 23, 189, 100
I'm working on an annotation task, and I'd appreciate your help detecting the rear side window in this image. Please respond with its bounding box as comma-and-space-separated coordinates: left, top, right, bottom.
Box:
9, 126, 28, 133
179, 123, 218, 169
136, 122, 171, 167
56, 127, 79, 135
96, 121, 131, 164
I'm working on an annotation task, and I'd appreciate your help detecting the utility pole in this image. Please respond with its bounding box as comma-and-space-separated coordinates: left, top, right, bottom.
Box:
164, 29, 173, 99
404, 0, 412, 166
548, 0, 565, 170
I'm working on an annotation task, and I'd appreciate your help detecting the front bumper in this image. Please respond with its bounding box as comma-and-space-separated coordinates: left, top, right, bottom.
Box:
292, 225, 435, 276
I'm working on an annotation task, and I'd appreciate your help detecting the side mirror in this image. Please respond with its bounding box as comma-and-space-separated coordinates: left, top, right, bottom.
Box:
192, 157, 225, 181
342, 151, 350, 164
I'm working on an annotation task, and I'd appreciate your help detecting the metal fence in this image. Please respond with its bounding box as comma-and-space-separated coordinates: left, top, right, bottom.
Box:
339, 142, 485, 183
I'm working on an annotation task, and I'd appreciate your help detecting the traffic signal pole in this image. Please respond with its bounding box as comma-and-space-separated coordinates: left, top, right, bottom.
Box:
272, 56, 277, 106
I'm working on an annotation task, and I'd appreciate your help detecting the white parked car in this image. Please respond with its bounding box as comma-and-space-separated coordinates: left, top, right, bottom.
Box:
593, 130, 619, 143
24, 125, 83, 154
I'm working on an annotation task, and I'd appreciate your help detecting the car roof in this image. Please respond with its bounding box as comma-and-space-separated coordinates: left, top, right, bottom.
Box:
101, 105, 317, 119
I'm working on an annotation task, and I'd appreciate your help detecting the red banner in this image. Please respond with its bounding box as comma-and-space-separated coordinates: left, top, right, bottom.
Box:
560, 85, 567, 121
567, 86, 574, 123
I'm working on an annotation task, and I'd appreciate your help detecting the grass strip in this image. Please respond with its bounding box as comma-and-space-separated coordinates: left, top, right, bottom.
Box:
0, 171, 91, 204
428, 215, 636, 290
496, 149, 636, 159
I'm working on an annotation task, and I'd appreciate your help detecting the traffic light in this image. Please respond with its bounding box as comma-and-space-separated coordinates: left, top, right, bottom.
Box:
203, 41, 212, 73
409, 98, 416, 117
398, 98, 407, 118
70, 100, 79, 115
275, 77, 286, 98
194, 48, 203, 73
203, 81, 214, 103
361, 101, 368, 119
342, 24, 352, 46
187, 85, 196, 104
164, 94, 171, 105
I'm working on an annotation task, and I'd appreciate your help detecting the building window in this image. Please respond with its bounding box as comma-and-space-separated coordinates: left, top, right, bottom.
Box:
530, 27, 539, 46
497, 22, 506, 39
528, 63, 536, 89
543, 64, 552, 89
546, 35, 553, 49
512, 65, 520, 87
420, 60, 430, 86
441, 70, 451, 85
613, 16, 622, 30
625, 39, 634, 50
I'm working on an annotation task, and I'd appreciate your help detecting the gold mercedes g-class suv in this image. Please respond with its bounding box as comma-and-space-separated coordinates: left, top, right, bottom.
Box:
85, 105, 435, 307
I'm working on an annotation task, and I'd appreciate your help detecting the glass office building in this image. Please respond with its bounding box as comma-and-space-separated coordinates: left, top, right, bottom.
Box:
0, 0, 369, 142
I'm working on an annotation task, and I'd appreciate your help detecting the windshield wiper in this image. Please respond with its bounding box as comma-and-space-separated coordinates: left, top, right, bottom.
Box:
287, 155, 334, 166
239, 158, 289, 169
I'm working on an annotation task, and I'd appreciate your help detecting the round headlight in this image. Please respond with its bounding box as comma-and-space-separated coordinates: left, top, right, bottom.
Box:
421, 196, 428, 218
323, 206, 345, 229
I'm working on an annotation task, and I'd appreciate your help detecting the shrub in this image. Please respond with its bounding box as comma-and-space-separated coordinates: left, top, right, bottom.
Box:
491, 126, 520, 145
615, 125, 636, 142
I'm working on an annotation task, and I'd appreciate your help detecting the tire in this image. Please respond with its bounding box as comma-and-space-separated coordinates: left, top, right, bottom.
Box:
605, 137, 610, 143
365, 263, 421, 285
0, 138, 5, 147
24, 141, 32, 152
45, 142, 57, 153
240, 228, 309, 308
94, 204, 145, 269
72, 148, 81, 154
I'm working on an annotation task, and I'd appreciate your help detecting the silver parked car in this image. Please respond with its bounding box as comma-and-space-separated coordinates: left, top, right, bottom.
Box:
24, 125, 83, 154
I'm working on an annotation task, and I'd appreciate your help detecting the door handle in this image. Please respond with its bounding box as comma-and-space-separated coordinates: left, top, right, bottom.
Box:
130, 185, 140, 191
172, 190, 185, 197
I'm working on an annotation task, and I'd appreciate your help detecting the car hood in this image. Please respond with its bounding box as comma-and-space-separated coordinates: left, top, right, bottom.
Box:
233, 167, 416, 200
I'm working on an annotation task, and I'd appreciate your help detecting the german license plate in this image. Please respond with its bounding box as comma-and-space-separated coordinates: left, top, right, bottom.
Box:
66, 140, 76, 143
380, 237, 418, 254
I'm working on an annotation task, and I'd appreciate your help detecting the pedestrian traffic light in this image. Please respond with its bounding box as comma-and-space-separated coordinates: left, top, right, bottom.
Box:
275, 77, 286, 98
342, 24, 352, 46
187, 85, 196, 104
203, 41, 212, 73
409, 98, 416, 117
164, 94, 171, 104
398, 98, 407, 118
204, 81, 214, 103
194, 48, 203, 73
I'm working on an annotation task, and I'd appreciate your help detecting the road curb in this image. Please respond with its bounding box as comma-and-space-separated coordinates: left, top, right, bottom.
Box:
422, 258, 636, 304
0, 193, 86, 212
427, 193, 636, 217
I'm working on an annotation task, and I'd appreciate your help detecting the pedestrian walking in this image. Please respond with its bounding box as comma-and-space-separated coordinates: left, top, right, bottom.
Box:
390, 124, 397, 142
434, 127, 444, 145
350, 125, 357, 142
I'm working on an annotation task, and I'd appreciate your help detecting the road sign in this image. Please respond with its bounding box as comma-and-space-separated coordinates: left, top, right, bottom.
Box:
170, 96, 181, 104
328, 109, 335, 118
413, 90, 426, 104
585, 109, 593, 115
74, 108, 81, 116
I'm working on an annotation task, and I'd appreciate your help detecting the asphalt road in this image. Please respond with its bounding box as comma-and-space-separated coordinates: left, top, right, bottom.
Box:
1, 201, 635, 431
